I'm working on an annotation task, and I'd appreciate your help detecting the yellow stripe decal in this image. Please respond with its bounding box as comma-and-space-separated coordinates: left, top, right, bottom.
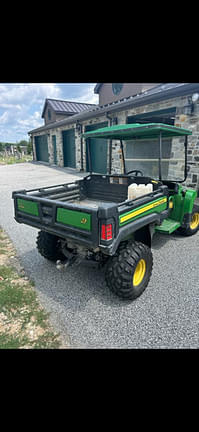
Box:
120, 197, 167, 224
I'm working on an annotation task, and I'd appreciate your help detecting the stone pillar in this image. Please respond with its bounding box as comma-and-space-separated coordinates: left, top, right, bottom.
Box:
111, 114, 126, 174
47, 133, 54, 164
32, 135, 36, 161
75, 129, 82, 171
56, 129, 64, 167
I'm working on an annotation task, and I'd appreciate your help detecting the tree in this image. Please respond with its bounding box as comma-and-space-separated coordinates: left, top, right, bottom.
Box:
18, 140, 29, 147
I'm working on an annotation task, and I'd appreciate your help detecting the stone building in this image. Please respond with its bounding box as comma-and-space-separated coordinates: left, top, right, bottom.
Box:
28, 83, 199, 194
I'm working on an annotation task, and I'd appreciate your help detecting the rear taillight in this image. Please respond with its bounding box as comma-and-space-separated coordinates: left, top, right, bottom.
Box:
101, 223, 113, 241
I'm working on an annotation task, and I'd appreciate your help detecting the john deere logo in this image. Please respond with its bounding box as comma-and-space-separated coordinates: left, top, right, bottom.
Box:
81, 217, 87, 224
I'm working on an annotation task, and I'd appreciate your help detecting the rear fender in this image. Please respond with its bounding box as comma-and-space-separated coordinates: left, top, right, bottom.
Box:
134, 225, 152, 248
169, 186, 197, 225
181, 189, 197, 228
183, 189, 197, 215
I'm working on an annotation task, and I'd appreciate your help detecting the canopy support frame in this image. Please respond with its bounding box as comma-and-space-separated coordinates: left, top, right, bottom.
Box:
120, 140, 126, 175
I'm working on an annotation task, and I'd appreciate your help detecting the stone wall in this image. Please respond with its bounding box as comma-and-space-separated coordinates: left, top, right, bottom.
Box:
175, 108, 199, 190
31, 93, 199, 193
113, 95, 199, 191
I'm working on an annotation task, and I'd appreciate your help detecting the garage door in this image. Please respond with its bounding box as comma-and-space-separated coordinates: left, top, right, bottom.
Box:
35, 135, 49, 163
62, 129, 76, 168
85, 122, 108, 174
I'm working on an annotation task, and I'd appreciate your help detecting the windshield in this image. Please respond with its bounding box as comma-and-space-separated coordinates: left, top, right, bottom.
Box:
124, 136, 186, 182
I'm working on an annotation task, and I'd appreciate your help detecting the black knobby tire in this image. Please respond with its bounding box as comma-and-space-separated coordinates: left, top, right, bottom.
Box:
105, 241, 153, 300
178, 205, 199, 236
36, 231, 65, 262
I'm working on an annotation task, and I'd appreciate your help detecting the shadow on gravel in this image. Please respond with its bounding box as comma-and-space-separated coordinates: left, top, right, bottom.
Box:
17, 231, 194, 314
152, 230, 186, 250
22, 248, 131, 312
30, 161, 87, 178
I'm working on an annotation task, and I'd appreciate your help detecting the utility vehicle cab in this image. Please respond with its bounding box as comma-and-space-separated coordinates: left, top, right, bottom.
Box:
83, 122, 198, 236
84, 122, 190, 183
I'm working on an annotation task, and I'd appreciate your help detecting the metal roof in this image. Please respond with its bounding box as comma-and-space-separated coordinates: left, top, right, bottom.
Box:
29, 83, 199, 135
41, 98, 97, 118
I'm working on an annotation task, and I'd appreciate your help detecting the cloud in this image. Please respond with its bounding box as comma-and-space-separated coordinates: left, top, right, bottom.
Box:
0, 111, 9, 124
0, 83, 61, 107
62, 83, 98, 104
0, 83, 61, 141
75, 89, 98, 104
0, 83, 98, 142
17, 111, 43, 129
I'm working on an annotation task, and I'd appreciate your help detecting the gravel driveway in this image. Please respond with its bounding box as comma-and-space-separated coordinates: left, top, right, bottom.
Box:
1, 162, 199, 348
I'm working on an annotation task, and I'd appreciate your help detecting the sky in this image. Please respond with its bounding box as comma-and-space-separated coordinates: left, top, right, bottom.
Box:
0, 83, 98, 143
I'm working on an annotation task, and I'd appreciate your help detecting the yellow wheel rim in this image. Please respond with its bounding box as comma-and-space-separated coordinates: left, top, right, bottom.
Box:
133, 259, 146, 287
190, 213, 199, 230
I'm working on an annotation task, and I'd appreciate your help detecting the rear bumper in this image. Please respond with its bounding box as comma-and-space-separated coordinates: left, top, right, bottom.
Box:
14, 215, 96, 248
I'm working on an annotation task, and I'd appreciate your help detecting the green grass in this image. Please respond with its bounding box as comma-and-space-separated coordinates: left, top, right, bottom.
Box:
0, 155, 33, 165
0, 237, 63, 349
0, 249, 7, 254
0, 333, 29, 349
0, 265, 16, 279
0, 280, 36, 311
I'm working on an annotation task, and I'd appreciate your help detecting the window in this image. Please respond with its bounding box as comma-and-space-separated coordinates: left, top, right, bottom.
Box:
112, 83, 123, 95
125, 137, 185, 182
48, 109, 51, 121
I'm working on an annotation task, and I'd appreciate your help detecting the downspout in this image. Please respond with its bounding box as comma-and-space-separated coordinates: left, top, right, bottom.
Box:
106, 112, 113, 175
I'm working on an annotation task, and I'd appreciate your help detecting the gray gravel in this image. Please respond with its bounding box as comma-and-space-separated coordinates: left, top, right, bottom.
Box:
1, 162, 199, 348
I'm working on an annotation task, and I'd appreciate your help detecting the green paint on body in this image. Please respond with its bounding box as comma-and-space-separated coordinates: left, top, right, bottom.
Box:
119, 196, 168, 226
183, 189, 197, 214
17, 199, 39, 216
155, 218, 181, 234
169, 185, 184, 223
56, 208, 91, 231
169, 186, 197, 224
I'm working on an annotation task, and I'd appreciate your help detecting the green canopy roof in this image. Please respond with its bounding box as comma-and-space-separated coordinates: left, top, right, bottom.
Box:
82, 123, 192, 140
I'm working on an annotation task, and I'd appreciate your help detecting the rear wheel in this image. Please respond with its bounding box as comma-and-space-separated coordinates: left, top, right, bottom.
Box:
178, 205, 199, 236
105, 241, 153, 300
36, 231, 65, 262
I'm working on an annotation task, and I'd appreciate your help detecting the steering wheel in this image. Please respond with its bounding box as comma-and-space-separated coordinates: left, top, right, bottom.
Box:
126, 169, 144, 176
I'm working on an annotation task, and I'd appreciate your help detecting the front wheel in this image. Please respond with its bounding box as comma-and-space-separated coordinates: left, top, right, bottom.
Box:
105, 241, 153, 300
178, 205, 199, 236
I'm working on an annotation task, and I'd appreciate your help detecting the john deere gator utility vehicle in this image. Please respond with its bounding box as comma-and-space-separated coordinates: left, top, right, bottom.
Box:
12, 123, 199, 300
